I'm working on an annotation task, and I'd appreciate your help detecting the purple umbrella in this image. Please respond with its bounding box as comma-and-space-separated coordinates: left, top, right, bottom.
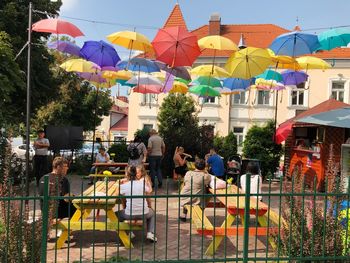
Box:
47, 40, 81, 56
78, 72, 106, 83
155, 61, 191, 81
281, 70, 308, 85
80, 40, 121, 68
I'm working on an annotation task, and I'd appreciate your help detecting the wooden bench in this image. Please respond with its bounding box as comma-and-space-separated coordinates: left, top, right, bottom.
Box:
184, 205, 213, 234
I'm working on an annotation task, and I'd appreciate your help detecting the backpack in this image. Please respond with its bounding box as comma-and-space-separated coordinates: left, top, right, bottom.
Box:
128, 143, 141, 160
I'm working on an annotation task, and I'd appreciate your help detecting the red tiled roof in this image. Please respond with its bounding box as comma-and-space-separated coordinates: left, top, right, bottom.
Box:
163, 4, 187, 30
110, 116, 128, 131
312, 48, 350, 59
111, 105, 128, 115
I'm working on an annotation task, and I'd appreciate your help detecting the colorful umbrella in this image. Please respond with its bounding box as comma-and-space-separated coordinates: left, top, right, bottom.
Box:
152, 26, 201, 67
127, 74, 163, 86
47, 40, 81, 56
117, 58, 160, 73
269, 31, 320, 57
275, 121, 293, 144
155, 61, 191, 80
253, 78, 285, 90
198, 35, 238, 51
60, 58, 100, 73
214, 87, 236, 95
225, 47, 272, 79
223, 78, 253, 91
80, 40, 120, 68
257, 69, 283, 82
107, 30, 153, 52
78, 72, 106, 83
189, 85, 221, 97
32, 18, 84, 37
191, 65, 230, 78
168, 81, 188, 94
191, 76, 222, 88
132, 85, 162, 94
281, 70, 308, 85
102, 70, 133, 81
318, 28, 350, 51
296, 56, 331, 70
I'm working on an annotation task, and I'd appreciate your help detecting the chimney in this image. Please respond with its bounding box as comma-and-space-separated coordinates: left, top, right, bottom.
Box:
209, 13, 221, 35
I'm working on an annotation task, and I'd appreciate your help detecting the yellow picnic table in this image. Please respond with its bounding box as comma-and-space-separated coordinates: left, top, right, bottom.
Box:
55, 181, 142, 249
88, 162, 149, 179
187, 184, 280, 256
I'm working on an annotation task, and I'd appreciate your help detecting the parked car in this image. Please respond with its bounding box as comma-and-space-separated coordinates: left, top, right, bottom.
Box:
12, 144, 35, 161
76, 142, 100, 159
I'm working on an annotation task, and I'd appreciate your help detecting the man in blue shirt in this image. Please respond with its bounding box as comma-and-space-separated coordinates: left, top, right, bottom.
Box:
206, 148, 225, 178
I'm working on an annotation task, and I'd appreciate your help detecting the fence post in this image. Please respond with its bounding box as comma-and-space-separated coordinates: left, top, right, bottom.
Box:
40, 175, 49, 263
243, 172, 251, 263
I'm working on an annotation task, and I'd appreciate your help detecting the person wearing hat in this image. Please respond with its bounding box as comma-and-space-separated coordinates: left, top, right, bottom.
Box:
147, 129, 165, 188
33, 129, 50, 185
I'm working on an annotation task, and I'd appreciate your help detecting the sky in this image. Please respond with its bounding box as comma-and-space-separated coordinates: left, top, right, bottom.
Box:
57, 0, 350, 96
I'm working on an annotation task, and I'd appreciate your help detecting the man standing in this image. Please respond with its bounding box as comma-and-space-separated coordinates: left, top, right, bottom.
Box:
147, 129, 165, 188
206, 147, 225, 178
33, 129, 50, 185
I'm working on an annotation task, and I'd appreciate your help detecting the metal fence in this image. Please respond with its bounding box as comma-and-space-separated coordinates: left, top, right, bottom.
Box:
0, 174, 349, 263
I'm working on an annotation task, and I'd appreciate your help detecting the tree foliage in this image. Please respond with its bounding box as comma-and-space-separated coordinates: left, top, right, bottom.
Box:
242, 120, 283, 177
158, 94, 201, 173
214, 131, 238, 161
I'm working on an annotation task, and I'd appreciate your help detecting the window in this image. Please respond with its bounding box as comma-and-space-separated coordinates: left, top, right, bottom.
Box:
142, 94, 157, 104
232, 91, 246, 105
203, 97, 216, 103
233, 127, 244, 146
331, 81, 345, 102
257, 90, 270, 105
143, 124, 153, 131
290, 83, 306, 106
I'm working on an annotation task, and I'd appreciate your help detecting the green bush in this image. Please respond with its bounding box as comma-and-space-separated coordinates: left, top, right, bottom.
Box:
214, 131, 237, 161
108, 142, 129, 162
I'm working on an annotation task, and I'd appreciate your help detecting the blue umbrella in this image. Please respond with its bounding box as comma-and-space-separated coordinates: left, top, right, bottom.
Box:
47, 40, 81, 56
269, 31, 320, 57
80, 40, 120, 68
223, 78, 253, 91
318, 28, 350, 51
117, 58, 160, 73
281, 70, 308, 85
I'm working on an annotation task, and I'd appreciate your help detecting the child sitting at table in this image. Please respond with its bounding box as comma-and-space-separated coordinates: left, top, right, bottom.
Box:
179, 158, 211, 222
136, 164, 152, 208
117, 166, 157, 242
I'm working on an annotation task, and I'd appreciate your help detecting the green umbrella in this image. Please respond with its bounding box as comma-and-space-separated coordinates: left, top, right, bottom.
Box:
191, 76, 222, 88
175, 77, 191, 85
318, 28, 350, 51
256, 69, 283, 82
189, 85, 221, 97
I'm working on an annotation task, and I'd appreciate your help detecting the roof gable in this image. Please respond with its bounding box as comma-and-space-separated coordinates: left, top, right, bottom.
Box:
110, 116, 128, 131
163, 4, 187, 30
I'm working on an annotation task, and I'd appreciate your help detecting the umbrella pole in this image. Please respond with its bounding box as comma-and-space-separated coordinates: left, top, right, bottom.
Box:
126, 40, 134, 70
273, 90, 279, 141
91, 86, 99, 164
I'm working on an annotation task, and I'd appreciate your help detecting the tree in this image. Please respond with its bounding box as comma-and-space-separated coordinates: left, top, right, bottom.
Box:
242, 120, 283, 178
214, 131, 238, 161
158, 94, 201, 174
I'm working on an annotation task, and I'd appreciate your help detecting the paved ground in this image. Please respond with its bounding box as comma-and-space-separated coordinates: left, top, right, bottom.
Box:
27, 175, 287, 262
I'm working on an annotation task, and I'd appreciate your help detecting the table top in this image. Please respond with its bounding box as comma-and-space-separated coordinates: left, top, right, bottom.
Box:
209, 184, 268, 211
72, 181, 120, 206
93, 162, 149, 167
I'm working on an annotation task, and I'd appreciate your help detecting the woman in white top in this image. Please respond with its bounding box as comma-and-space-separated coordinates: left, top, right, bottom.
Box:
117, 166, 157, 242
240, 162, 263, 201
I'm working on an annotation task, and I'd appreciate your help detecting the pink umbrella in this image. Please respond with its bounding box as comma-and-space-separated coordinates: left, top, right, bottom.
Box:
132, 85, 162, 94
32, 18, 84, 37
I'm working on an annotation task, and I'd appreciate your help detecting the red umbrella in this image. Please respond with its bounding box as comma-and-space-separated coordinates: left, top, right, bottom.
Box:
152, 26, 201, 67
275, 121, 293, 144
132, 85, 162, 94
32, 18, 84, 37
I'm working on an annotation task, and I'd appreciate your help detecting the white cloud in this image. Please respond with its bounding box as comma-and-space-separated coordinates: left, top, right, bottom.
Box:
60, 0, 79, 12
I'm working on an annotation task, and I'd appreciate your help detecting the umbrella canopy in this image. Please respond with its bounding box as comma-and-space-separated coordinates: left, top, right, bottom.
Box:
189, 85, 221, 97
191, 65, 230, 78
269, 31, 320, 57
214, 87, 236, 95
32, 18, 84, 37
117, 58, 160, 73
296, 56, 331, 70
275, 121, 293, 144
127, 74, 163, 86
281, 70, 308, 85
198, 35, 238, 51
168, 81, 188, 94
152, 26, 201, 67
257, 69, 283, 82
47, 40, 81, 56
296, 108, 350, 128
223, 78, 253, 91
191, 76, 222, 88
155, 61, 191, 80
225, 47, 272, 79
253, 78, 285, 90
107, 30, 153, 52
80, 40, 120, 68
60, 58, 99, 73
78, 72, 106, 83
318, 28, 350, 51
102, 70, 132, 81
132, 85, 162, 94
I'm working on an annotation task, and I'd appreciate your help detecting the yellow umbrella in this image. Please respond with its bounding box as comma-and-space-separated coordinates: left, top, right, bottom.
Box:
60, 58, 99, 73
191, 65, 230, 78
198, 35, 238, 51
102, 70, 133, 80
296, 56, 331, 70
107, 30, 153, 52
169, 81, 188, 94
267, 49, 301, 70
225, 47, 272, 79
151, 71, 166, 81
